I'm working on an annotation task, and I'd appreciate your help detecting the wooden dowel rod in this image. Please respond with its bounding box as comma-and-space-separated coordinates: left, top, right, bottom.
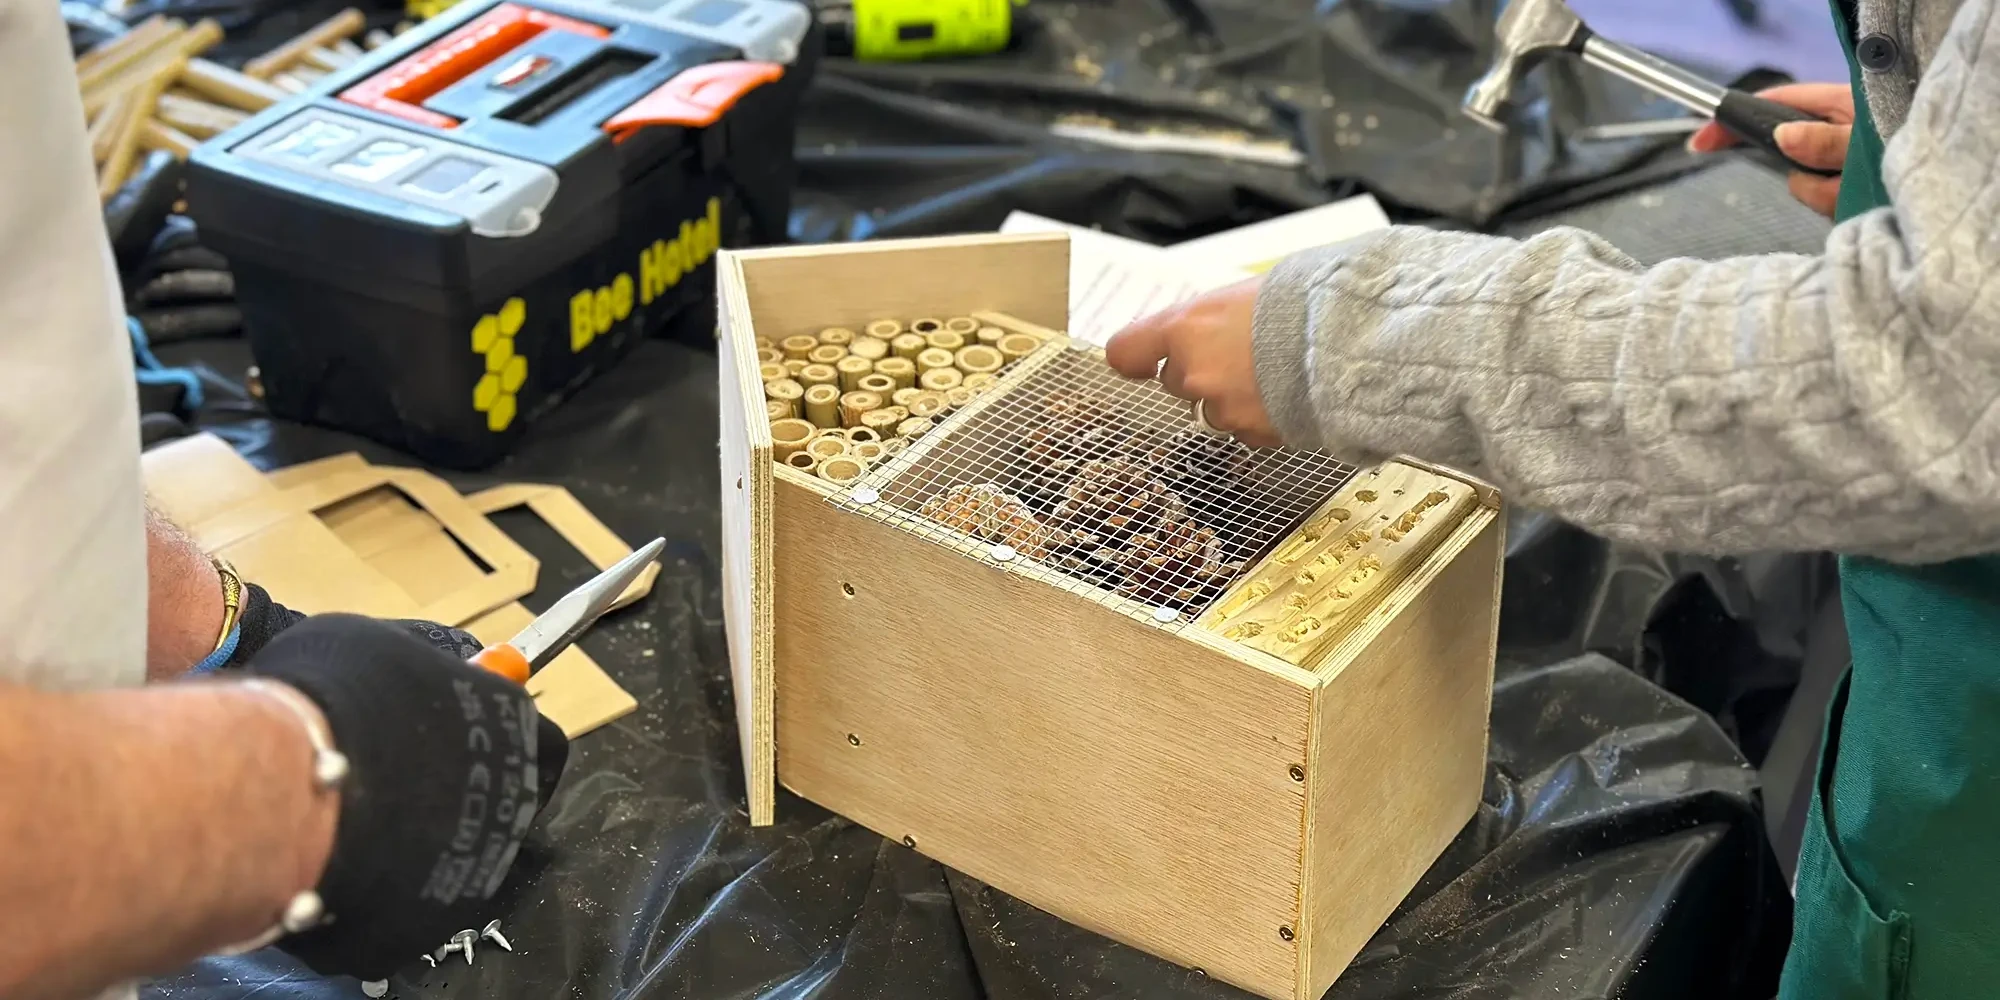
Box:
76, 17, 184, 92
83, 21, 221, 118
75, 15, 177, 76
140, 119, 200, 158
244, 8, 366, 79
180, 58, 288, 111
100, 58, 185, 201
155, 93, 246, 138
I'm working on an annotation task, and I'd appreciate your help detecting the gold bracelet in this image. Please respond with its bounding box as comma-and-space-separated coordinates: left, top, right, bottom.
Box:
211, 557, 244, 653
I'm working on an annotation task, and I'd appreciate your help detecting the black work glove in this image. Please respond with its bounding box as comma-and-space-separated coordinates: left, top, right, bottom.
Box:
223, 582, 485, 667
243, 614, 570, 979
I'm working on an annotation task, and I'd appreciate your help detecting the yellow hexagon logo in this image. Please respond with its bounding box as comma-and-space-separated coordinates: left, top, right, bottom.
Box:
470, 297, 528, 432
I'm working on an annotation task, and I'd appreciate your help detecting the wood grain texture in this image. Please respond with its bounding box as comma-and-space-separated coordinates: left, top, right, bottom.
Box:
772, 474, 1314, 998
734, 233, 1070, 340
717, 253, 777, 825
1297, 508, 1502, 999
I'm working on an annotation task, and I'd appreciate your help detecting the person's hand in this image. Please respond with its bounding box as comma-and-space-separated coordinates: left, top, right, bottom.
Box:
1688, 82, 1853, 218
243, 614, 570, 979
1103, 276, 1283, 447
215, 579, 486, 670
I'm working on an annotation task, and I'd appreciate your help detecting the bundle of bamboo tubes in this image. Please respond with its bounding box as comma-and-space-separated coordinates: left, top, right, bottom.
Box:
74, 8, 410, 203
761, 315, 1054, 483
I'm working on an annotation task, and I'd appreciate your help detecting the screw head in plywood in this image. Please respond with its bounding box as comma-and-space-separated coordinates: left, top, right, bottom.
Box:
841, 582, 856, 597
902, 835, 917, 848
1289, 765, 1305, 782
1278, 925, 1295, 942
847, 733, 862, 746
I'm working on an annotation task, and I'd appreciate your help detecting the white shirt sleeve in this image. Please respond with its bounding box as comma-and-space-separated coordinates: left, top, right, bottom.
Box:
0, 0, 147, 693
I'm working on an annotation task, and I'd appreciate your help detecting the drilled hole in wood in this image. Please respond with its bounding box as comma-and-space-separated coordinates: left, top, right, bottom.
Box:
1288, 764, 1305, 782
847, 733, 862, 746
1278, 925, 1295, 942
841, 582, 856, 597
736, 476, 743, 490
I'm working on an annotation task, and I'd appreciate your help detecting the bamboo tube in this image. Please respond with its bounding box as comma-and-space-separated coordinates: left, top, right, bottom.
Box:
818, 456, 867, 487
765, 377, 805, 417
925, 330, 965, 352
896, 416, 934, 439
962, 372, 999, 392
77, 17, 184, 94
758, 362, 787, 382
873, 356, 916, 389
181, 59, 288, 111
302, 46, 350, 71
849, 335, 890, 362
844, 426, 881, 444
770, 418, 816, 461
270, 74, 309, 95
798, 363, 839, 389
946, 386, 977, 407
755, 336, 774, 349
818, 327, 855, 346
85, 21, 222, 118
756, 346, 782, 365
785, 451, 820, 473
861, 407, 905, 437
857, 373, 896, 399
803, 384, 841, 428
915, 348, 955, 377
765, 399, 792, 423
954, 345, 1004, 375
156, 92, 247, 137
808, 343, 848, 365
140, 119, 199, 157
783, 359, 809, 377
865, 319, 902, 339
883, 438, 909, 457
244, 8, 367, 79
910, 317, 943, 335
835, 356, 873, 392
906, 391, 949, 419
945, 316, 980, 335
997, 334, 1040, 362
808, 435, 849, 461
838, 390, 883, 428
892, 387, 924, 407
852, 441, 885, 464
76, 16, 177, 77
890, 333, 927, 360
100, 59, 183, 201
780, 334, 818, 360
286, 64, 328, 85
920, 368, 964, 392
976, 325, 1006, 347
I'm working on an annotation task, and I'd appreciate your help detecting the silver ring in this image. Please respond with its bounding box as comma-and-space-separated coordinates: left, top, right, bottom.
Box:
1190, 398, 1227, 437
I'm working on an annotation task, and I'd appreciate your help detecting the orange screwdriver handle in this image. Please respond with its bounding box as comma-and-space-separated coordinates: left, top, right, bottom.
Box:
470, 643, 531, 685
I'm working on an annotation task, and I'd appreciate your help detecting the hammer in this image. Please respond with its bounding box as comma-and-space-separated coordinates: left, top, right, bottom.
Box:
1464, 0, 1838, 177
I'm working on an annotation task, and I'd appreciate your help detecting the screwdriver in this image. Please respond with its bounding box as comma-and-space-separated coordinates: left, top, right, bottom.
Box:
470, 537, 666, 684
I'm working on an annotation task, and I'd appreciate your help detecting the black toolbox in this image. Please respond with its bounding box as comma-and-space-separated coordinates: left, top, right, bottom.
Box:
187, 0, 818, 469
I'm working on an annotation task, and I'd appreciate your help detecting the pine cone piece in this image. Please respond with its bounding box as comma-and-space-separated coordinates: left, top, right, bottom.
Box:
1017, 392, 1136, 505
919, 483, 1071, 559
1113, 517, 1247, 607
1148, 429, 1255, 493
1049, 458, 1190, 545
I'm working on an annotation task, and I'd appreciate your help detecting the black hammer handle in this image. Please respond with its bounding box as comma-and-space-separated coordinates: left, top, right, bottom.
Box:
1714, 90, 1842, 177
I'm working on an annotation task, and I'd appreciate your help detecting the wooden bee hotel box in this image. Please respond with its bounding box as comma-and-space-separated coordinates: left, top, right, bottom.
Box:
717, 232, 1504, 1000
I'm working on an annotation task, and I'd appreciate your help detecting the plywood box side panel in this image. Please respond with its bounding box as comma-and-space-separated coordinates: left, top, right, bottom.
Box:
717, 255, 777, 826
732, 233, 1070, 337
771, 475, 1311, 999
1299, 511, 1502, 999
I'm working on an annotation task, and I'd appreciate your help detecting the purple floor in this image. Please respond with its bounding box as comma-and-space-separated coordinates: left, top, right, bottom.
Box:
1571, 0, 1850, 85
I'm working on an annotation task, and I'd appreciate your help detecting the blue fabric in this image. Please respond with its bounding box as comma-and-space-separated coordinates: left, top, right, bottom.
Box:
129, 315, 204, 410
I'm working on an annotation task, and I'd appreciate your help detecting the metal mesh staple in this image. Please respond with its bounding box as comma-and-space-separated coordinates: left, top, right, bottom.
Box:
837, 346, 1359, 626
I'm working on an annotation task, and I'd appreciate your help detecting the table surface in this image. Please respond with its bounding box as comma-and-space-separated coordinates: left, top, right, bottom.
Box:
137, 334, 1794, 1000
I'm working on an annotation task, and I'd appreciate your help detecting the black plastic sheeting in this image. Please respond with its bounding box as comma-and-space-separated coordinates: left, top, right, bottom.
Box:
789, 0, 1698, 242
138, 336, 1794, 1000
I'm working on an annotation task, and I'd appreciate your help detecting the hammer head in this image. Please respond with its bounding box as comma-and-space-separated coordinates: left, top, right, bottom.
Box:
1462, 0, 1588, 131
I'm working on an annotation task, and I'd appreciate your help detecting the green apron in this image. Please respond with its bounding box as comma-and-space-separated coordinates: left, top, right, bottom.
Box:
1778, 8, 2000, 996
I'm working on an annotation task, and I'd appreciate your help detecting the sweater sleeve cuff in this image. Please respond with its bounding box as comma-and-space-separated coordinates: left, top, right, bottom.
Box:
1250, 235, 1389, 449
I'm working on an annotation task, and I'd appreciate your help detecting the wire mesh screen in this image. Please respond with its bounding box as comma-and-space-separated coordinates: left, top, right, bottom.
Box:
839, 346, 1360, 625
